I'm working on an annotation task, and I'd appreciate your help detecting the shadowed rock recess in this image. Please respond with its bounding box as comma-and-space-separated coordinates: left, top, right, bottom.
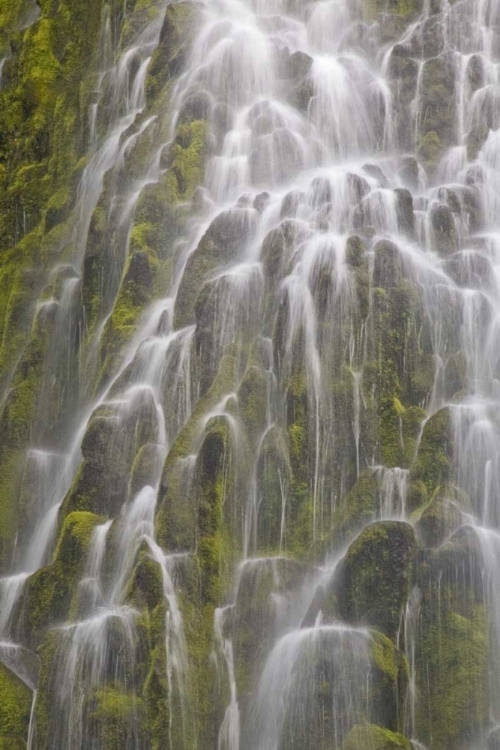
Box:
1, 0, 500, 747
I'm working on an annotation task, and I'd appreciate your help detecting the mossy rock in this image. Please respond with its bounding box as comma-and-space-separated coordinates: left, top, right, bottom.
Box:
63, 392, 158, 518
20, 511, 103, 641
416, 57, 456, 170
336, 521, 416, 638
237, 365, 269, 449
411, 407, 453, 497
86, 687, 145, 750
234, 557, 311, 699
174, 206, 255, 329
98, 250, 155, 383
124, 546, 164, 612
329, 470, 379, 547
414, 527, 489, 749
196, 414, 238, 606
147, 2, 199, 92
254, 425, 292, 554
344, 723, 412, 750
155, 349, 239, 551
276, 626, 408, 750
414, 486, 466, 547
0, 662, 32, 746
431, 203, 458, 256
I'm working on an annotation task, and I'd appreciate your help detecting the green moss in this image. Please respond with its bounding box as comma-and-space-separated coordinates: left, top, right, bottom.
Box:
21, 511, 103, 639
417, 606, 487, 748
337, 521, 416, 638
344, 723, 412, 750
414, 486, 466, 547
237, 365, 268, 447
329, 470, 379, 547
378, 396, 405, 467
365, 0, 420, 17
254, 426, 291, 554
88, 688, 144, 750
98, 250, 155, 383
147, 2, 199, 99
165, 120, 208, 202
411, 407, 453, 497
0, 662, 32, 743
196, 416, 237, 606
0, 452, 25, 568
174, 207, 252, 329
124, 548, 164, 612
156, 349, 238, 549
415, 530, 489, 748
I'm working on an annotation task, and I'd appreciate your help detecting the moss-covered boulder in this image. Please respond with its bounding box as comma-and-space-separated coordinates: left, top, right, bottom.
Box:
86, 687, 145, 750
63, 389, 159, 518
414, 528, 489, 749
233, 557, 311, 699
19, 511, 103, 642
410, 407, 453, 499
336, 521, 416, 638
174, 207, 255, 329
275, 626, 408, 750
344, 723, 412, 750
330, 470, 379, 546
414, 486, 466, 547
147, 2, 199, 92
0, 662, 32, 747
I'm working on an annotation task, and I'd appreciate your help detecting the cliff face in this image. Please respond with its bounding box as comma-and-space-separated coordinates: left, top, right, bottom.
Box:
0, 0, 499, 748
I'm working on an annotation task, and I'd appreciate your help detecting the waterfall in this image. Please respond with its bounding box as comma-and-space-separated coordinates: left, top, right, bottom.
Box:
1, 0, 500, 748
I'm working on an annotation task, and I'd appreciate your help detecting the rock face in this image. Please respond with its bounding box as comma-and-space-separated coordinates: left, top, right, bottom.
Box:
0, 0, 499, 749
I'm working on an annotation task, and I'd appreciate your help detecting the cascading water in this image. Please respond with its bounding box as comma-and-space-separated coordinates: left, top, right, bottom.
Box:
1, 0, 500, 748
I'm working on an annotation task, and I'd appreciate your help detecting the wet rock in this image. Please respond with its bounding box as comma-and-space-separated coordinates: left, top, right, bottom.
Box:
346, 235, 366, 267
467, 54, 485, 92
286, 52, 314, 112
0, 661, 32, 745
253, 191, 270, 213
301, 582, 338, 627
444, 251, 491, 291
373, 240, 404, 289
414, 527, 488, 748
410, 407, 453, 498
287, 50, 313, 83
348, 172, 371, 202
310, 176, 332, 206
398, 155, 421, 190
174, 206, 255, 328
417, 57, 456, 169
148, 2, 198, 84
443, 349, 469, 400
128, 443, 163, 500
415, 487, 465, 548
276, 627, 408, 750
394, 188, 415, 236
177, 89, 212, 125
336, 521, 416, 638
431, 203, 458, 256
408, 14, 445, 59
254, 426, 291, 552
362, 164, 388, 187
234, 557, 311, 697
280, 189, 306, 219
64, 390, 159, 518
467, 123, 490, 161
344, 724, 412, 750
261, 220, 303, 287
387, 45, 420, 150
